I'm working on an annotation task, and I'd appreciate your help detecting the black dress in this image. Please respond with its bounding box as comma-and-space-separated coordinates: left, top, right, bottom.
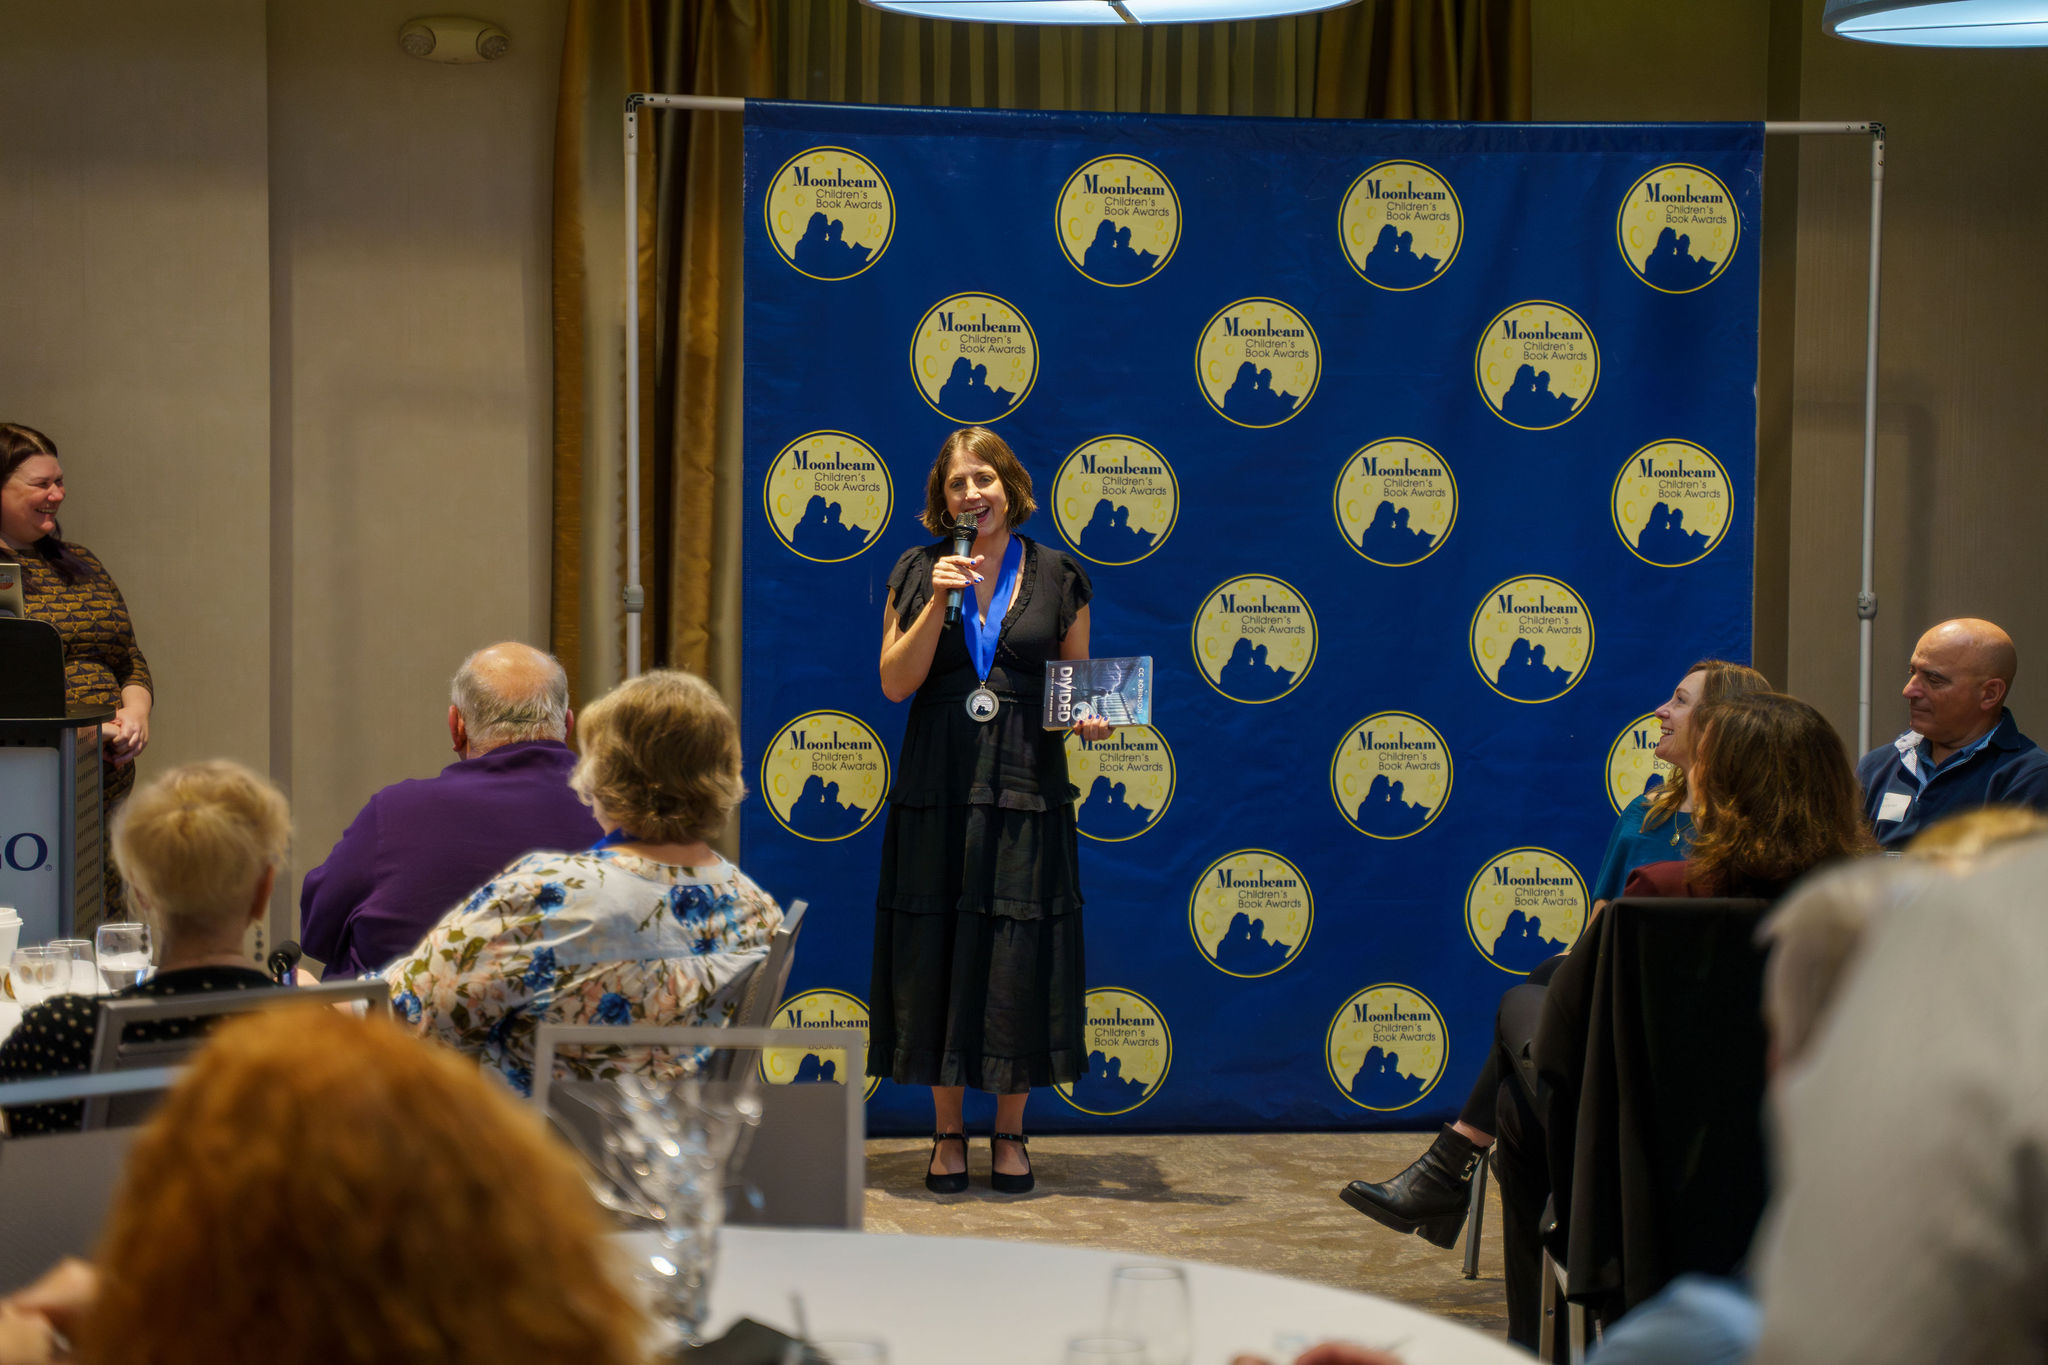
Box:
869, 535, 1092, 1093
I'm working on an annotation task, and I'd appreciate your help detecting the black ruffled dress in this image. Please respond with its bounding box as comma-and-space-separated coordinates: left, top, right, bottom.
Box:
868, 535, 1093, 1093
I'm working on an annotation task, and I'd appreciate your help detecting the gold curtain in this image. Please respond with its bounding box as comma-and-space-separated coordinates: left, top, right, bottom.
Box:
552, 0, 1530, 701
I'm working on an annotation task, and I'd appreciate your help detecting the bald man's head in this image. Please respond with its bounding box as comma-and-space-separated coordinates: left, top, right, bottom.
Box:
1904, 618, 2016, 754
449, 643, 571, 756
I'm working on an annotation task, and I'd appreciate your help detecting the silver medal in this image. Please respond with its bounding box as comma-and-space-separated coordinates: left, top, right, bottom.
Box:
966, 686, 1000, 722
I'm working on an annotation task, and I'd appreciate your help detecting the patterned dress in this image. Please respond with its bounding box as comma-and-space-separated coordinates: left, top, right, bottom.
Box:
386, 846, 782, 1095
0, 964, 275, 1135
7, 540, 152, 933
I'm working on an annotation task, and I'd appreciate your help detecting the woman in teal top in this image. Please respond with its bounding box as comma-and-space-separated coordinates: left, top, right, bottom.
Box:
1340, 657, 1770, 1252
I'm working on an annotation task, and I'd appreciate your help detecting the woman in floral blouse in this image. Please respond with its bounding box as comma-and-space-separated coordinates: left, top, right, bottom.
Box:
388, 669, 780, 1094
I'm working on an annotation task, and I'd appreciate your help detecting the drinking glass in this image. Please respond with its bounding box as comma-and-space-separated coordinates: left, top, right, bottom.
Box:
49, 938, 98, 995
95, 922, 154, 991
1065, 1337, 1147, 1365
1106, 1265, 1191, 1365
804, 1340, 888, 1365
9, 945, 66, 1006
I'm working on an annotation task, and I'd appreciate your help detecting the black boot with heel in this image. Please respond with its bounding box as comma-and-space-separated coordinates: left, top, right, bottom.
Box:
1339, 1124, 1481, 1249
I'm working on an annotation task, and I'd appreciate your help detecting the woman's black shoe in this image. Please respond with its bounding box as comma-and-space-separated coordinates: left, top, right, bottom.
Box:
925, 1131, 969, 1194
989, 1131, 1033, 1194
1339, 1124, 1480, 1249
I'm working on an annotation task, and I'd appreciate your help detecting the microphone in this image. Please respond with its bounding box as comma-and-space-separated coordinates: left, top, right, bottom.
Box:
268, 940, 303, 986
945, 510, 980, 626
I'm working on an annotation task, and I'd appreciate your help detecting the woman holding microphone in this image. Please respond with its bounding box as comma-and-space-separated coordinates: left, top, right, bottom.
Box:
873, 426, 1109, 1195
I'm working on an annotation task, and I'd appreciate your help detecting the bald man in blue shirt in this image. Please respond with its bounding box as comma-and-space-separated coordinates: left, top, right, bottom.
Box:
1856, 618, 2048, 848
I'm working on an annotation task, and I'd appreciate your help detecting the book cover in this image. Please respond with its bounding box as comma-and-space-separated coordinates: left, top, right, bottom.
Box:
1043, 656, 1153, 728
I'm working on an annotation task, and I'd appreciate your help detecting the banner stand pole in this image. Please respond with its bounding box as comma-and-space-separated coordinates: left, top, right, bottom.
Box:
621, 102, 1883, 746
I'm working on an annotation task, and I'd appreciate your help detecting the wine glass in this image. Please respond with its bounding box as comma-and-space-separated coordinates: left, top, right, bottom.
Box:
1065, 1338, 1147, 1365
9, 945, 66, 1006
1106, 1265, 1191, 1365
49, 938, 98, 995
95, 921, 154, 990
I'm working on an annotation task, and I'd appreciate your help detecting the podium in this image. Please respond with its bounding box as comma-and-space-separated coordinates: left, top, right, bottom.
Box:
0, 618, 114, 943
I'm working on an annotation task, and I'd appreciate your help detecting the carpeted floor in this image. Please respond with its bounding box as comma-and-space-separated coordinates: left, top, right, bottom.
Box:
863, 1132, 1509, 1342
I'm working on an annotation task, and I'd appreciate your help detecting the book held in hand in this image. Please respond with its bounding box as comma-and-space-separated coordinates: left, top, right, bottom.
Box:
1044, 656, 1153, 728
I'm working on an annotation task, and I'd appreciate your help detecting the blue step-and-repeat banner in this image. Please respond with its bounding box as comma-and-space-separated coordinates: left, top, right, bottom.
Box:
740, 101, 1761, 1133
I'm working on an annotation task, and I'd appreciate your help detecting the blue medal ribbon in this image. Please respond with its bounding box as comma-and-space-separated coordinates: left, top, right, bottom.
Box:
591, 827, 639, 850
962, 536, 1024, 685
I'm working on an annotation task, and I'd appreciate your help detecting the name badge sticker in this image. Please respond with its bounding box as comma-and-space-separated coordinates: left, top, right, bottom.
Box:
1877, 790, 1913, 825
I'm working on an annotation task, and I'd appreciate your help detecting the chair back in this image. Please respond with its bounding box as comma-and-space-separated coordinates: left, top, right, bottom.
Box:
734, 900, 807, 1029
84, 978, 393, 1128
1546, 896, 1773, 1319
0, 1069, 179, 1292
532, 1023, 864, 1229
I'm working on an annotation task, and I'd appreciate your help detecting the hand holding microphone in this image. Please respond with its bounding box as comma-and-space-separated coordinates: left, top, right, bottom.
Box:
944, 510, 983, 626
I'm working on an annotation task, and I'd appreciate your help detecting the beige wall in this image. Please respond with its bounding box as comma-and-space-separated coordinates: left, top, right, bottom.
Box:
1, 0, 565, 943
269, 0, 565, 923
1534, 1, 2048, 754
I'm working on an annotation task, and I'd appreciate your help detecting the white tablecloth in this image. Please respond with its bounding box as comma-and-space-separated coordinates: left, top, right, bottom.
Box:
658, 1227, 1522, 1365
0, 1001, 18, 1043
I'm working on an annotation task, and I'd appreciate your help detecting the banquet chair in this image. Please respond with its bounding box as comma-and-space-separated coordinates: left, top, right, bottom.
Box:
0, 1068, 178, 1292
1542, 896, 1773, 1328
83, 979, 393, 1129
733, 899, 808, 1030
532, 1023, 865, 1229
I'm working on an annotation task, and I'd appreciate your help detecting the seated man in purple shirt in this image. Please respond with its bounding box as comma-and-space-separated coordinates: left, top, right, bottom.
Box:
300, 642, 602, 977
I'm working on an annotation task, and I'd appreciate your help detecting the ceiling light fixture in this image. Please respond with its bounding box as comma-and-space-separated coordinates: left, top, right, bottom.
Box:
1822, 0, 2048, 46
861, 0, 1361, 24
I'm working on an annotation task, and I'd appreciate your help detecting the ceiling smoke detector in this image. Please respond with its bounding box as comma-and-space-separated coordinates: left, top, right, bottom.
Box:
398, 15, 511, 63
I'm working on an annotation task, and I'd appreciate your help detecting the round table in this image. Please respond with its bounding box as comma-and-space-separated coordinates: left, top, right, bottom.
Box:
668, 1227, 1522, 1365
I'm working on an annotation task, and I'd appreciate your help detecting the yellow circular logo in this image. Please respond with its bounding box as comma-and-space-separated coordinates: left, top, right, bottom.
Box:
1192, 575, 1316, 704
758, 989, 879, 1099
1612, 440, 1730, 567
762, 147, 895, 281
1617, 163, 1739, 293
1339, 160, 1462, 290
1056, 987, 1171, 1116
1606, 712, 1676, 815
910, 292, 1038, 424
1067, 724, 1174, 842
1056, 155, 1181, 287
1466, 848, 1588, 975
760, 711, 889, 842
1196, 298, 1320, 428
1332, 712, 1452, 839
1327, 984, 1447, 1112
762, 431, 892, 563
1333, 438, 1457, 567
1053, 436, 1178, 567
1470, 576, 1594, 704
1475, 301, 1599, 430
1189, 849, 1311, 979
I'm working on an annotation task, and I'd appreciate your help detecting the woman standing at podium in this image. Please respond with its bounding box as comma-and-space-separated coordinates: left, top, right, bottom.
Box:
0, 424, 153, 929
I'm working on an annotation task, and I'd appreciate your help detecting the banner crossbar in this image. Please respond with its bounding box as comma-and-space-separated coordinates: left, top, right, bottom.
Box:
620, 100, 1884, 750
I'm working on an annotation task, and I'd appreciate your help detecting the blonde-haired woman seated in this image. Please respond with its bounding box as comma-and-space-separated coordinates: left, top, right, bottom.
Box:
0, 1008, 649, 1365
388, 669, 780, 1094
0, 760, 287, 1136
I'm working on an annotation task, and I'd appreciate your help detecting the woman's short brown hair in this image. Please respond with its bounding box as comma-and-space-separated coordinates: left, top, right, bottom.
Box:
111, 760, 290, 943
1686, 692, 1874, 898
570, 669, 744, 845
78, 1008, 647, 1365
919, 426, 1035, 535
